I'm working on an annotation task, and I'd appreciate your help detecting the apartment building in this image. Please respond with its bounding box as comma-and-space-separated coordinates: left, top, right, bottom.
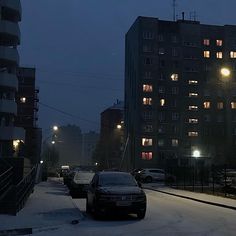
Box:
125, 16, 236, 170
16, 67, 42, 164
0, 0, 25, 158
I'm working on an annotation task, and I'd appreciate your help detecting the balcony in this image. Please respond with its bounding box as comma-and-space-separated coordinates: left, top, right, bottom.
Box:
0, 126, 25, 141
0, 46, 19, 65
1, 0, 22, 21
0, 99, 17, 114
0, 20, 20, 45
0, 72, 18, 89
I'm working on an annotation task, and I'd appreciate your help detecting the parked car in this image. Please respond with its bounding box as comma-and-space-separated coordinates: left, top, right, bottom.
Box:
131, 168, 144, 181
86, 171, 146, 219
69, 170, 95, 197
138, 168, 175, 183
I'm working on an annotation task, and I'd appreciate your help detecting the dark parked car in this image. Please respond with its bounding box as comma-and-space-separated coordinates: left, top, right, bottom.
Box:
86, 171, 147, 219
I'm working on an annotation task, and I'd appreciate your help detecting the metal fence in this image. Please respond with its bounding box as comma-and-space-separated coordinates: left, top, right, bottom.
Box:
165, 164, 236, 198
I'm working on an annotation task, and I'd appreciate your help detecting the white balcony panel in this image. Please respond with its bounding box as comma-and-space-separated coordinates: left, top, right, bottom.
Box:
1, 0, 22, 20
0, 21, 20, 43
0, 72, 18, 89
0, 46, 19, 64
0, 127, 25, 141
0, 99, 17, 114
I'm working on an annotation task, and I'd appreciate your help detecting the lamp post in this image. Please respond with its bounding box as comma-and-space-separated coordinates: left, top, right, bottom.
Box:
192, 149, 200, 191
220, 67, 231, 165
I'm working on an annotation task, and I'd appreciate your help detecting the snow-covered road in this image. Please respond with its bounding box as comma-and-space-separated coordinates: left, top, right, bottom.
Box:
33, 189, 236, 236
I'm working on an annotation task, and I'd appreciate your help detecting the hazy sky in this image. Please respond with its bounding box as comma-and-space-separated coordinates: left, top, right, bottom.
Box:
19, 0, 236, 134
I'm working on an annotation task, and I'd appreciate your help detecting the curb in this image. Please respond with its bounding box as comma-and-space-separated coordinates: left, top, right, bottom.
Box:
144, 187, 236, 211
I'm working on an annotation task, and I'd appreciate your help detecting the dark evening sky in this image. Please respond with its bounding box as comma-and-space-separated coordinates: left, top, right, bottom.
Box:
19, 0, 236, 134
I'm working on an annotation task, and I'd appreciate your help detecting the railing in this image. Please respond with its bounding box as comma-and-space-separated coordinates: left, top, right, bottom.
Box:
0, 166, 13, 202
10, 167, 36, 215
0, 165, 36, 215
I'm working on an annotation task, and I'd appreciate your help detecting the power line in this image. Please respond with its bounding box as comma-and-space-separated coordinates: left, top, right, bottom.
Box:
39, 102, 99, 126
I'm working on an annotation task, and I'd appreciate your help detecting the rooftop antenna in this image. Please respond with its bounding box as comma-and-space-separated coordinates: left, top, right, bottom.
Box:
173, 0, 177, 21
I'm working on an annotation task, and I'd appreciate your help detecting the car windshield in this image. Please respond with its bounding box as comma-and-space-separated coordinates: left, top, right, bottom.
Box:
99, 173, 137, 187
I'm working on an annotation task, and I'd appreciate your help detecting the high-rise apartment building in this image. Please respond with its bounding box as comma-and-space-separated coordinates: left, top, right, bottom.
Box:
0, 0, 25, 157
125, 16, 236, 170
16, 67, 41, 164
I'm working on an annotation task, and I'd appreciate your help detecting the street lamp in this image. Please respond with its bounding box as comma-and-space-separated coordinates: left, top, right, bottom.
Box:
220, 67, 231, 77
192, 149, 200, 158
53, 125, 58, 131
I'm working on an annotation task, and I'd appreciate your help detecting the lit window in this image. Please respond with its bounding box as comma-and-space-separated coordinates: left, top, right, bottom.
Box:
189, 106, 198, 111
216, 40, 223, 46
143, 97, 152, 105
203, 39, 210, 46
158, 139, 164, 146
142, 138, 152, 146
189, 80, 198, 84
160, 99, 165, 106
204, 51, 210, 58
230, 51, 236, 58
189, 93, 198, 97
143, 84, 153, 92
159, 48, 165, 55
217, 102, 224, 109
216, 52, 223, 59
172, 139, 178, 147
203, 102, 210, 109
189, 118, 198, 124
171, 73, 178, 81
231, 102, 236, 109
141, 152, 153, 160
188, 132, 198, 137
20, 97, 26, 103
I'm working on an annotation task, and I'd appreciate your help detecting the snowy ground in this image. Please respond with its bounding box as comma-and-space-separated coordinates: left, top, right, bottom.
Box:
1, 179, 236, 236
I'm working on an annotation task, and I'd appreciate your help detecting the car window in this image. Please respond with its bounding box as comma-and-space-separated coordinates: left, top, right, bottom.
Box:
99, 173, 137, 186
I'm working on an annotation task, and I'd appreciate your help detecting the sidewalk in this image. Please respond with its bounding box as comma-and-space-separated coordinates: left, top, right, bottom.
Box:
143, 183, 236, 210
0, 178, 83, 234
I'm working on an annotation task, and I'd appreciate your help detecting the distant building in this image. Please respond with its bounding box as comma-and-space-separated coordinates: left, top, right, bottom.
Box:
0, 0, 25, 158
81, 131, 99, 165
16, 67, 42, 164
125, 16, 236, 170
56, 125, 82, 167
97, 100, 124, 170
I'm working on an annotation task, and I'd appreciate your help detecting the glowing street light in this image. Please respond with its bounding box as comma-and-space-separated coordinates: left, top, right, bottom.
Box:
192, 149, 200, 158
117, 124, 122, 129
53, 125, 58, 131
220, 67, 231, 77
51, 141, 55, 145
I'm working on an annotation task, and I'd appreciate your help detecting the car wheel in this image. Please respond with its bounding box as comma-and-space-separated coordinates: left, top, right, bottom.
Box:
145, 176, 152, 183
137, 209, 146, 219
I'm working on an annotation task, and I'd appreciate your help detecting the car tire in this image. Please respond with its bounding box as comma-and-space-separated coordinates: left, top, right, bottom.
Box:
145, 176, 152, 183
137, 209, 146, 219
